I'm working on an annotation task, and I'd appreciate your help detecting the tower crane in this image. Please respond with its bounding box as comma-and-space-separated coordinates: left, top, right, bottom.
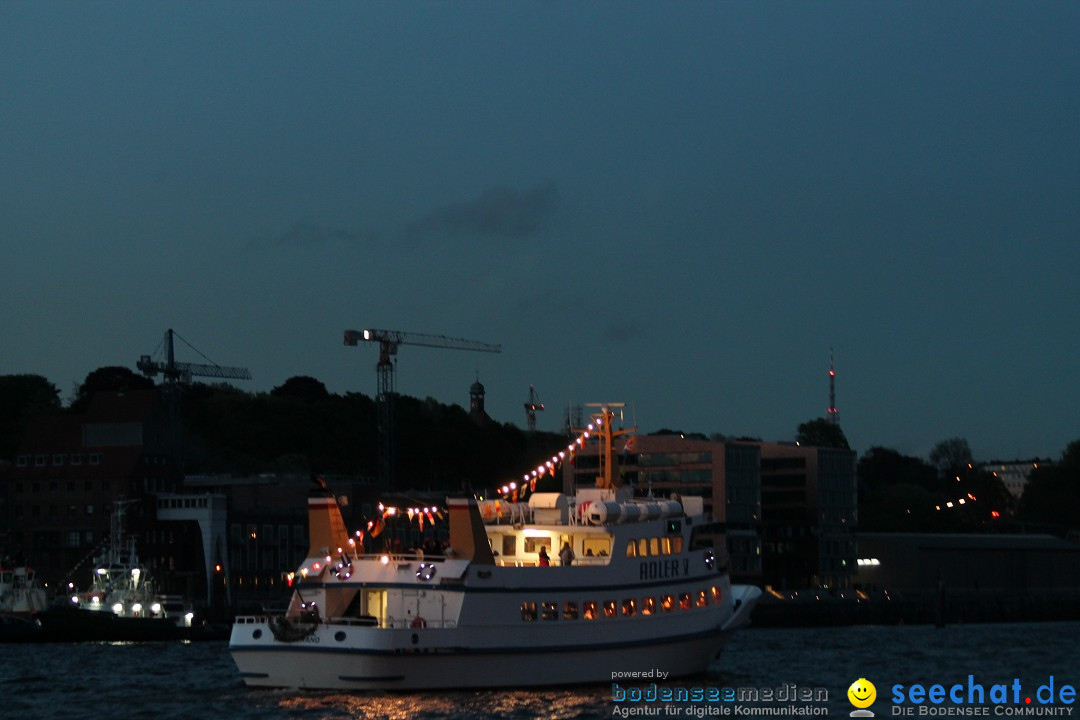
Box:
524, 385, 544, 432
138, 328, 252, 384
136, 328, 251, 470
344, 328, 501, 486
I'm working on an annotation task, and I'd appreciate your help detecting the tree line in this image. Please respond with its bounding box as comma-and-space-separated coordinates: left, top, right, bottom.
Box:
2, 371, 1078, 533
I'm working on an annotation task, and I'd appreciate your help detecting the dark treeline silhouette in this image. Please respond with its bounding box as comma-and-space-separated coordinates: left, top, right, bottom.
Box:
0, 370, 570, 493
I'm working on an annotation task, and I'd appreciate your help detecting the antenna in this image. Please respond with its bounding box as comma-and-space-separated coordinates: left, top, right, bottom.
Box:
826, 348, 839, 425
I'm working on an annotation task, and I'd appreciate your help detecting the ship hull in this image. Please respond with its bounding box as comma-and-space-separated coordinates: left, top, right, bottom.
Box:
231, 626, 731, 690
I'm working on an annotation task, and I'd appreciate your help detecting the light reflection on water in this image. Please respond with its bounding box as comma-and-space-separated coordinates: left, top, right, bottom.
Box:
4, 623, 1078, 720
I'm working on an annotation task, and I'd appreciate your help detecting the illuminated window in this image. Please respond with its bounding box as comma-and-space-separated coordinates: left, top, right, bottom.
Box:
696, 590, 708, 608
520, 602, 537, 621
541, 602, 558, 620
637, 539, 648, 557
583, 601, 598, 620
649, 538, 660, 556
626, 541, 637, 558
641, 597, 656, 616
621, 599, 637, 617
660, 538, 672, 555
660, 595, 674, 612
602, 600, 616, 619
672, 537, 684, 554
679, 593, 692, 610
563, 601, 579, 620
711, 586, 722, 605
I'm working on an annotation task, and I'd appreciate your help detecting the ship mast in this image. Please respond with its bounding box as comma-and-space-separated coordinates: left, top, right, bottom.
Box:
576, 403, 636, 489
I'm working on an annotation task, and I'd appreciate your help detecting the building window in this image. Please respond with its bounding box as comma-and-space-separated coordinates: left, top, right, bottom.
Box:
53, 454, 65, 466
17, 455, 29, 467
71, 454, 83, 466
85, 505, 94, 516
35, 455, 47, 467
90, 453, 102, 466
66, 532, 81, 547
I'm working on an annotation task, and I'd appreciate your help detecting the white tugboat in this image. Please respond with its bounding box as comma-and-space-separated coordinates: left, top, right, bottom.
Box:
229, 405, 761, 689
35, 500, 198, 641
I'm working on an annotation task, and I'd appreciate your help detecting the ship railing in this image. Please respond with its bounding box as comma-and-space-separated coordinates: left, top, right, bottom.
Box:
494, 555, 610, 568
384, 616, 457, 630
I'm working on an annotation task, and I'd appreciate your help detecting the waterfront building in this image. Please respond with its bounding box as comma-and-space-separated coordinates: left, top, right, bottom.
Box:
978, 458, 1051, 500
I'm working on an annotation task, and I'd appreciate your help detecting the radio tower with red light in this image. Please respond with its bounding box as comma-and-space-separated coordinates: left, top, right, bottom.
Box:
826, 348, 839, 425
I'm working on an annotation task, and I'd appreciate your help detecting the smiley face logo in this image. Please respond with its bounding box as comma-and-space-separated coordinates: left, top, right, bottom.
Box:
848, 678, 877, 709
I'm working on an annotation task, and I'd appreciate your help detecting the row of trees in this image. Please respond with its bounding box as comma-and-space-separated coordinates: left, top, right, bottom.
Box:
2, 371, 1079, 532
0, 369, 568, 494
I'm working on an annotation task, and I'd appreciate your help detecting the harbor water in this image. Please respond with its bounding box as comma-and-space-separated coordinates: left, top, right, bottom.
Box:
5, 622, 1078, 720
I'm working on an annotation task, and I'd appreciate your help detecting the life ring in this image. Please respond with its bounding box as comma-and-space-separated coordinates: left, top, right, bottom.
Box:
411, 616, 426, 629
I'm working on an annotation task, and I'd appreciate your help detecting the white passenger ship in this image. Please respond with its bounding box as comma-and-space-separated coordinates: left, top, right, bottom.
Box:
229, 407, 761, 690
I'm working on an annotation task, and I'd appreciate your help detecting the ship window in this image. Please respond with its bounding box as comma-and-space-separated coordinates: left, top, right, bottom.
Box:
642, 597, 656, 616
711, 586, 722, 605
625, 541, 637, 558
649, 538, 660, 556
502, 535, 516, 556
541, 602, 558, 620
583, 537, 611, 557
679, 593, 692, 610
672, 537, 684, 554
602, 600, 616, 619
520, 602, 537, 621
637, 538, 648, 557
696, 590, 708, 608
660, 594, 674, 612
563, 601, 579, 620
524, 537, 551, 554
583, 601, 598, 620
621, 599, 636, 617
660, 538, 672, 555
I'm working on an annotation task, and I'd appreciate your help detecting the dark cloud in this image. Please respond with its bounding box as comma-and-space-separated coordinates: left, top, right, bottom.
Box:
253, 219, 376, 249
407, 182, 561, 240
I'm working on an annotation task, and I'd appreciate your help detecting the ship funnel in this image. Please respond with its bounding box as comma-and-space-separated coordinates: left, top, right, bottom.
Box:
447, 498, 495, 565
306, 477, 354, 560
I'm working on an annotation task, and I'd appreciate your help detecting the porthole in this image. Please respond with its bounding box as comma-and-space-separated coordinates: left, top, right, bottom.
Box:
252, 628, 262, 639
335, 631, 346, 642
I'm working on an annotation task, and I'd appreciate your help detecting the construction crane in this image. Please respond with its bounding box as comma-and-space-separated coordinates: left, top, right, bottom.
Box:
524, 385, 544, 432
344, 328, 501, 486
136, 328, 250, 471
137, 328, 252, 384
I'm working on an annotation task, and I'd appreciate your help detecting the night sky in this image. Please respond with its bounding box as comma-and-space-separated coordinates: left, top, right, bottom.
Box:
3, 2, 1078, 461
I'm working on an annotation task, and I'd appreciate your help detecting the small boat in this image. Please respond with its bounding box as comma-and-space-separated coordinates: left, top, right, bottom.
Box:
34, 500, 212, 642
229, 405, 761, 689
0, 565, 48, 642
